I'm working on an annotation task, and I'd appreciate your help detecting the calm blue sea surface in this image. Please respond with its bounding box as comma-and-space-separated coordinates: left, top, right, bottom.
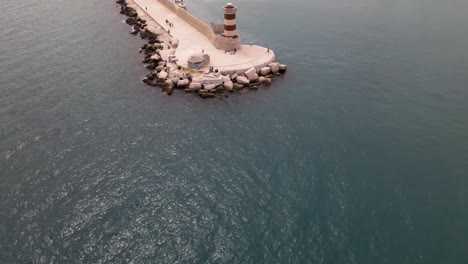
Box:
1, 0, 467, 263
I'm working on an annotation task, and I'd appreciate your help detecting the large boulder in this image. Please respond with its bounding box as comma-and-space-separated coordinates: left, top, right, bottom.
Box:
279, 64, 287, 72
201, 93, 215, 99
158, 70, 168, 81
150, 54, 161, 61
148, 80, 158, 87
146, 63, 156, 70
198, 89, 208, 95
155, 65, 164, 72
244, 67, 258, 80
215, 85, 225, 93
166, 85, 174, 95
189, 82, 202, 90
125, 17, 136, 25
177, 79, 190, 88
164, 79, 173, 88
170, 71, 183, 79
154, 43, 163, 49
260, 67, 271, 76
146, 73, 154, 80
221, 75, 231, 83
171, 77, 179, 85
269, 62, 280, 74
224, 81, 233, 91
204, 84, 217, 91
247, 73, 259, 82
236, 76, 250, 85
233, 83, 245, 90
260, 77, 272, 85
147, 32, 156, 40
130, 26, 140, 35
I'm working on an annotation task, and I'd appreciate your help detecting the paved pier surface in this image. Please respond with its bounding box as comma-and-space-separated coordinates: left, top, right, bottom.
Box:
132, 0, 275, 73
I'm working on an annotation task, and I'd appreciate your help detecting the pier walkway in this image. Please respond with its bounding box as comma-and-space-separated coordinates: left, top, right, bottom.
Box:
132, 0, 275, 73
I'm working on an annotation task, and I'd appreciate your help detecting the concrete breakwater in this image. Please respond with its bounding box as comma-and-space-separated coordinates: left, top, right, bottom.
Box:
117, 0, 287, 98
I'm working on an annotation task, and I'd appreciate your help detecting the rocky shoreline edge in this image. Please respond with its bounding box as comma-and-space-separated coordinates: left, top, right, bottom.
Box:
117, 0, 287, 98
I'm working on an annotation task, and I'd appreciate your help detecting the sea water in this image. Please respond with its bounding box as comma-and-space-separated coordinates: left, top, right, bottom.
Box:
1, 0, 467, 263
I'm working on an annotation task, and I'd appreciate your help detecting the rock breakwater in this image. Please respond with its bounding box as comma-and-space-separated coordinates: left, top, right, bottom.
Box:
117, 0, 287, 98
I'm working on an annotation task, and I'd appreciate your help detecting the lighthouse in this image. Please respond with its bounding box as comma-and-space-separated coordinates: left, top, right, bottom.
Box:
223, 3, 238, 38
213, 2, 241, 50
